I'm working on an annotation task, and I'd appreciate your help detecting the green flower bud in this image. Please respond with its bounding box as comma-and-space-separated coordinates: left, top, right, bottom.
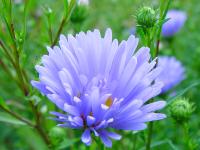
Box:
49, 127, 65, 145
169, 97, 195, 123
136, 7, 157, 28
70, 5, 88, 23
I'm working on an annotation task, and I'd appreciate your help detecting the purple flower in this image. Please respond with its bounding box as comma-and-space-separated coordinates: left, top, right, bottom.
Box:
162, 10, 187, 37
31, 29, 166, 147
157, 56, 185, 93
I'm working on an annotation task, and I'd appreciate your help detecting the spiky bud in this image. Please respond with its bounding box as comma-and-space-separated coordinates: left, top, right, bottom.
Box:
169, 97, 195, 123
136, 7, 157, 28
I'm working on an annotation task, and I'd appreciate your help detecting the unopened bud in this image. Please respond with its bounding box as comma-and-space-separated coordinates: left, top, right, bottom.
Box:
71, 5, 88, 23
136, 7, 157, 28
169, 97, 195, 123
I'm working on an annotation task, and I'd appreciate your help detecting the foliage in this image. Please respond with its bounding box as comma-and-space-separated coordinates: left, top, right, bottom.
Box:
0, 0, 200, 149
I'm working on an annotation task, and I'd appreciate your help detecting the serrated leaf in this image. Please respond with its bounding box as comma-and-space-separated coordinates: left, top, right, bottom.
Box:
0, 112, 26, 125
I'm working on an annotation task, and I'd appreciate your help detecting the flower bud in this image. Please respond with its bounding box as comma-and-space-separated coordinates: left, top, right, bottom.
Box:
71, 4, 89, 23
49, 127, 65, 145
169, 97, 195, 123
136, 7, 157, 28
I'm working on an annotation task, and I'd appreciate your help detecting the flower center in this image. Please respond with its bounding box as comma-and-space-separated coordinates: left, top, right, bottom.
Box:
105, 97, 113, 107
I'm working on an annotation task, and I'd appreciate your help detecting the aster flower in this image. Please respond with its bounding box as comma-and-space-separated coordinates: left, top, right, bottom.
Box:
31, 29, 166, 147
162, 10, 187, 37
157, 56, 185, 93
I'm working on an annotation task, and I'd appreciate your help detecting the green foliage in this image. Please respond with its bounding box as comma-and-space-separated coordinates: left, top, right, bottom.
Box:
136, 7, 157, 28
169, 97, 195, 123
0, 112, 26, 125
0, 0, 200, 150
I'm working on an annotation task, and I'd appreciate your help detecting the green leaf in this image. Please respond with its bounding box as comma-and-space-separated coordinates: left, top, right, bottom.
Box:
168, 140, 179, 150
166, 81, 200, 107
64, 0, 69, 16
17, 126, 49, 150
0, 112, 26, 125
57, 138, 80, 149
0, 97, 9, 110
139, 140, 168, 150
139, 139, 178, 150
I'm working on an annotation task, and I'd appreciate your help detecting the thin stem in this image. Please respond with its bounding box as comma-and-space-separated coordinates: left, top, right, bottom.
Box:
146, 1, 172, 149
0, 59, 13, 79
51, 0, 76, 47
9, 21, 29, 95
0, 103, 51, 146
1, 0, 51, 147
183, 123, 190, 149
154, 39, 160, 65
0, 105, 34, 127
29, 101, 51, 146
132, 134, 137, 150
146, 28, 151, 48
0, 39, 15, 66
146, 122, 154, 150
0, 40, 26, 92
154, 0, 172, 58
48, 18, 53, 44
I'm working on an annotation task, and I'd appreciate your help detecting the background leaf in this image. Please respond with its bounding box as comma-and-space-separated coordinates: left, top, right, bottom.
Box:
0, 112, 26, 125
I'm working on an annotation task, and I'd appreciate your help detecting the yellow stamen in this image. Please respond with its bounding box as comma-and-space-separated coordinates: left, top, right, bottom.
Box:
105, 97, 113, 107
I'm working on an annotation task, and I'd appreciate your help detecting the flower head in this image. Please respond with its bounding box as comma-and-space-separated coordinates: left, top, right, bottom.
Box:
32, 29, 166, 147
136, 7, 157, 28
169, 97, 195, 123
162, 10, 187, 37
157, 56, 185, 93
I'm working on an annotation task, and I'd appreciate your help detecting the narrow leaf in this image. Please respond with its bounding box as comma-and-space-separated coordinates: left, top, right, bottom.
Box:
166, 81, 200, 106
0, 112, 26, 125
58, 138, 80, 149
0, 97, 9, 110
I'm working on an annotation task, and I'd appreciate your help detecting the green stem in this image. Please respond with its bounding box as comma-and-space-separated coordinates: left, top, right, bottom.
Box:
183, 123, 189, 149
0, 59, 18, 83
154, 0, 172, 59
0, 39, 27, 92
146, 122, 154, 150
1, 1, 51, 147
0, 105, 34, 127
0, 39, 15, 66
48, 16, 53, 44
146, 29, 151, 47
146, 1, 172, 149
51, 0, 76, 47
132, 134, 137, 150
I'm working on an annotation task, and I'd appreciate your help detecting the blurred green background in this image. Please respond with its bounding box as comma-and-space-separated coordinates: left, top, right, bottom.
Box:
0, 0, 200, 149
